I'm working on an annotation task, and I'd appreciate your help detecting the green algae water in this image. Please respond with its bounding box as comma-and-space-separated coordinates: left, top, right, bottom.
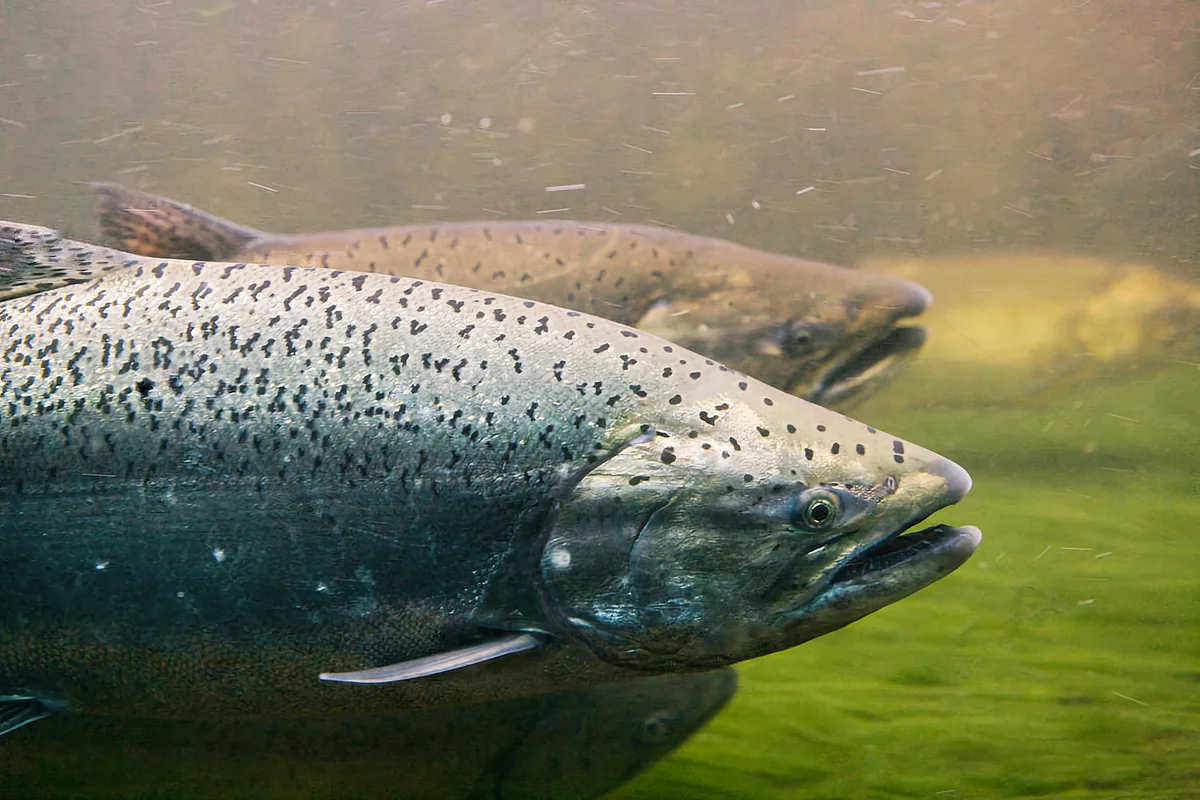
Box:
618, 363, 1199, 799
1, 1, 1197, 798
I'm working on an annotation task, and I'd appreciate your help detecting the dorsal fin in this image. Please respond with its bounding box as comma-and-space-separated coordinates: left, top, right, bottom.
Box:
92, 182, 263, 261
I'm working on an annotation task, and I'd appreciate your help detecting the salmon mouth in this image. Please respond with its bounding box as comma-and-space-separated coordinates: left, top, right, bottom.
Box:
783, 522, 981, 634
803, 280, 932, 407
826, 523, 981, 588
808, 325, 927, 406
785, 455, 978, 628
824, 455, 976, 595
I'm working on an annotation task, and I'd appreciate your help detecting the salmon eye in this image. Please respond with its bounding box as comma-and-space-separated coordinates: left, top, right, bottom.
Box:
787, 322, 817, 352
797, 490, 841, 530
777, 320, 840, 357
806, 498, 834, 525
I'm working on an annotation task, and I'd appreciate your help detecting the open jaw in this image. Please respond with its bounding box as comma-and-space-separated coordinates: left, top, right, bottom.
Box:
829, 523, 981, 587
794, 522, 982, 625
808, 324, 927, 406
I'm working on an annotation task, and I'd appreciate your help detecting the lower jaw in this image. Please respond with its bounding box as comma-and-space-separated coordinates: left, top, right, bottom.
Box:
797, 524, 982, 615
806, 327, 927, 404
807, 358, 900, 406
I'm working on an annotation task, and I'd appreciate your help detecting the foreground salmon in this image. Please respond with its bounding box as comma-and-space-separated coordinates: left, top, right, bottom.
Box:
0, 220, 978, 731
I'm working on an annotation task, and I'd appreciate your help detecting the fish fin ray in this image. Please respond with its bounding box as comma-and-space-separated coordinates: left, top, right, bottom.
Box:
0, 221, 119, 302
318, 632, 544, 685
0, 696, 53, 738
92, 182, 263, 261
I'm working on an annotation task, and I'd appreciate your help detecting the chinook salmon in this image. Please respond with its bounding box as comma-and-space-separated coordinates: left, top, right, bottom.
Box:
93, 182, 930, 408
2, 668, 736, 800
0, 221, 978, 730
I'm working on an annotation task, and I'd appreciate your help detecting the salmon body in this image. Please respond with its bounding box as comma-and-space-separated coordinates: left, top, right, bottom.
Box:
0, 221, 978, 727
94, 183, 932, 408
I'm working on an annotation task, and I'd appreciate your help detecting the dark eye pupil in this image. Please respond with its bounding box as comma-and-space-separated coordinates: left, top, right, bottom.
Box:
809, 501, 831, 523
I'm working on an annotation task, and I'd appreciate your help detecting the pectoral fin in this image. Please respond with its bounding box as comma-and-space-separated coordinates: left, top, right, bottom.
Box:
318, 632, 544, 685
0, 696, 53, 738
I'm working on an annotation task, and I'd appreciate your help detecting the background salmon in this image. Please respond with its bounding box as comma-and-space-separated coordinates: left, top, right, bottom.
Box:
92, 182, 931, 409
0, 669, 736, 800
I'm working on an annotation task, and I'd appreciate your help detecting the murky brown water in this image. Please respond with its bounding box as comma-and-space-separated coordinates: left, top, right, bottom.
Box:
0, 2, 1197, 798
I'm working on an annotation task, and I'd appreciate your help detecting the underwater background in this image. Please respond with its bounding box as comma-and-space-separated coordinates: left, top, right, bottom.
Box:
1, 1, 1196, 797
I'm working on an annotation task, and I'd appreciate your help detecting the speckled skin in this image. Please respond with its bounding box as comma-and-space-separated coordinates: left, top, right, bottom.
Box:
0, 222, 970, 721
93, 183, 931, 406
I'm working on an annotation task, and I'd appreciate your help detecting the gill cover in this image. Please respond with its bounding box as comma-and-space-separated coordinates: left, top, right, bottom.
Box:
315, 425, 659, 685
536, 429, 745, 670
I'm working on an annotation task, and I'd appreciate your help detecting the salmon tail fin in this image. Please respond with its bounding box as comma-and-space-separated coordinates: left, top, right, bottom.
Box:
1, 221, 132, 302
92, 182, 263, 261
